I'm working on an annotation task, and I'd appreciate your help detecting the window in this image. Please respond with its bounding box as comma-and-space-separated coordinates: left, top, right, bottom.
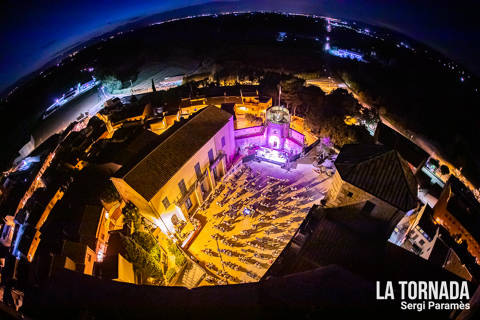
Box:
419, 239, 425, 245
87, 254, 92, 262
347, 191, 353, 198
221, 136, 226, 147
194, 162, 202, 179
185, 197, 193, 210
178, 179, 187, 196
162, 197, 170, 210
208, 149, 214, 164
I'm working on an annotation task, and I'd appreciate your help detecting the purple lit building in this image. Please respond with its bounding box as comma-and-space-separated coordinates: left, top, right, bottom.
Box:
234, 106, 305, 165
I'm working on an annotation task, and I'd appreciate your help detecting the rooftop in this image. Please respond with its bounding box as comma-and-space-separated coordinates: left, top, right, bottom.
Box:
23, 265, 395, 320
416, 205, 437, 240
86, 128, 161, 166
264, 204, 466, 283
115, 106, 232, 201
374, 122, 429, 168
108, 103, 150, 124
335, 144, 418, 212
445, 176, 480, 241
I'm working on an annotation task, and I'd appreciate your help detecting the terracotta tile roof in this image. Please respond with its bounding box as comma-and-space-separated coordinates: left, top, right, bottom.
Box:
374, 122, 429, 168
115, 106, 232, 201
335, 144, 418, 212
264, 205, 465, 283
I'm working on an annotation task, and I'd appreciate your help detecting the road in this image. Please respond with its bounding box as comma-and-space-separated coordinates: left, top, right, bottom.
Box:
338, 78, 480, 198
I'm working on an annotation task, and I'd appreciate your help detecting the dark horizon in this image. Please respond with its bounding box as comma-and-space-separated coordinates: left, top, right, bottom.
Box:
1, 0, 480, 94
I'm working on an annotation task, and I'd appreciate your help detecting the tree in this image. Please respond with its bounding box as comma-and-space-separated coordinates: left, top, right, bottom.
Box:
151, 79, 156, 92
280, 77, 305, 115
303, 86, 373, 147
102, 75, 122, 93
259, 72, 283, 102
100, 180, 120, 204
123, 201, 141, 231
299, 85, 325, 116
119, 233, 164, 282
132, 231, 157, 251
165, 268, 176, 281
323, 88, 362, 117
440, 165, 450, 175
318, 114, 373, 147
167, 240, 186, 267
175, 253, 186, 267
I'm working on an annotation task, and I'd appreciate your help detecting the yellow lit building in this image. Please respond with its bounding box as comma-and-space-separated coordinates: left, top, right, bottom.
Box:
99, 103, 153, 131
97, 253, 136, 284
111, 106, 236, 238
178, 91, 272, 121
179, 98, 208, 116
12, 187, 64, 262
61, 240, 96, 275
432, 176, 480, 262
235, 89, 272, 119
25, 188, 64, 262
149, 114, 180, 135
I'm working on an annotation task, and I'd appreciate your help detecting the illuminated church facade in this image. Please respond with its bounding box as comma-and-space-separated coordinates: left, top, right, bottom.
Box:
234, 105, 305, 165
111, 104, 304, 242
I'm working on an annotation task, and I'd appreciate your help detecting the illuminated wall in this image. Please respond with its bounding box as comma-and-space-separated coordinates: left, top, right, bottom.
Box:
234, 107, 305, 157
113, 116, 236, 237
327, 171, 405, 229
432, 184, 480, 262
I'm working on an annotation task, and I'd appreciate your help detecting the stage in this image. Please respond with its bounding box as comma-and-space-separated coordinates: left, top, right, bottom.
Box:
255, 147, 289, 166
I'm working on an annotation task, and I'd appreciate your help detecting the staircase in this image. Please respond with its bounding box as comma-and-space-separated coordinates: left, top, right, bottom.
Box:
176, 261, 206, 289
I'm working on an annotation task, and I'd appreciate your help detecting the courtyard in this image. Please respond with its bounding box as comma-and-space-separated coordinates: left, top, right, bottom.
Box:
188, 159, 333, 286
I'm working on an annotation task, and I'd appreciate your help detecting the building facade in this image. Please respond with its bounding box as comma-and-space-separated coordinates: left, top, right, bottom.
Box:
327, 144, 419, 231
235, 106, 304, 164
111, 107, 236, 237
432, 176, 480, 262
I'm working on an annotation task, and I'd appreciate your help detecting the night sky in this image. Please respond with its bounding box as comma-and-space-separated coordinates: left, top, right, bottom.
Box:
1, 0, 478, 93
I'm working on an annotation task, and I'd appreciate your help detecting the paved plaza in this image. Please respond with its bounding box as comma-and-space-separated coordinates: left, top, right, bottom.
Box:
188, 160, 333, 286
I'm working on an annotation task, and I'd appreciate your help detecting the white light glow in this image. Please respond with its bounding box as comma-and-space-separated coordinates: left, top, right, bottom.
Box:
256, 147, 287, 164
